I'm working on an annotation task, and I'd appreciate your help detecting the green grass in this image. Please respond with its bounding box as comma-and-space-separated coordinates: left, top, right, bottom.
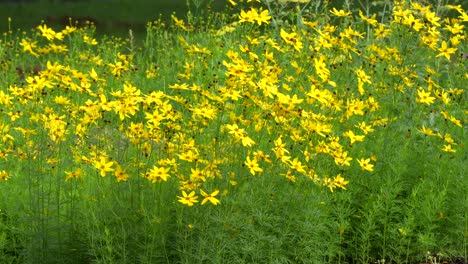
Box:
0, 0, 467, 263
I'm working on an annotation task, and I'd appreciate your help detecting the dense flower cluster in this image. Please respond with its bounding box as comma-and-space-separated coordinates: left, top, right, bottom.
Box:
0, 0, 465, 208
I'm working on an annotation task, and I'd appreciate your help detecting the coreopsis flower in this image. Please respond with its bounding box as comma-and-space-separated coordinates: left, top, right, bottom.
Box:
93, 156, 114, 177
239, 8, 256, 24
0, 170, 11, 180
374, 24, 391, 39
0, 91, 12, 107
171, 15, 188, 31
60, 25, 76, 35
239, 44, 259, 60
277, 93, 303, 109
346, 99, 366, 117
280, 29, 303, 51
19, 38, 39, 57
358, 10, 378, 26
355, 122, 374, 134
333, 174, 349, 190
83, 35, 98, 45
357, 158, 374, 172
416, 89, 436, 105
107, 61, 127, 77
65, 168, 83, 182
193, 106, 216, 120
436, 41, 457, 60
37, 24, 64, 41
178, 150, 199, 162
145, 109, 163, 126
356, 67, 372, 95
418, 125, 437, 136
313, 56, 331, 82
114, 164, 129, 182
424, 10, 441, 27
322, 176, 336, 192
343, 130, 365, 145
288, 158, 306, 174
200, 189, 220, 205
245, 156, 263, 175
445, 22, 464, 35
147, 166, 170, 182
333, 150, 352, 166
307, 86, 332, 104
441, 144, 456, 153
273, 136, 290, 158
282, 170, 297, 182
239, 7, 271, 25
240, 133, 256, 147
330, 8, 352, 17
403, 14, 424, 31
367, 97, 379, 112
54, 95, 71, 105
47, 43, 68, 53
190, 168, 206, 183
177, 191, 199, 206
254, 8, 271, 25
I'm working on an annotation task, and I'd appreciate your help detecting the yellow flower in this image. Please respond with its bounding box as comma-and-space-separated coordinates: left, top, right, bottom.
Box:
19, 38, 39, 57
200, 189, 221, 205
418, 125, 436, 136
37, 24, 64, 41
280, 29, 303, 51
424, 10, 441, 27
359, 10, 378, 26
147, 166, 170, 183
0, 170, 11, 180
288, 158, 306, 174
240, 133, 255, 147
177, 191, 199, 206
54, 95, 71, 105
356, 67, 372, 95
333, 174, 349, 190
171, 15, 188, 31
355, 122, 374, 135
416, 89, 436, 105
61, 25, 77, 35
114, 164, 129, 182
357, 158, 374, 172
65, 168, 83, 182
245, 156, 263, 175
93, 156, 114, 177
441, 144, 456, 153
333, 150, 352, 166
281, 170, 297, 182
83, 35, 98, 45
374, 24, 391, 39
436, 41, 457, 60
239, 8, 256, 24
329, 8, 352, 17
322, 176, 336, 192
178, 150, 199, 162
343, 130, 365, 145
254, 8, 271, 25
107, 61, 128, 77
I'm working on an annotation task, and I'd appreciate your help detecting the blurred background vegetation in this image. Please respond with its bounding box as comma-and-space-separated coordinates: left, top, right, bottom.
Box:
0, 0, 229, 36
1, 0, 466, 37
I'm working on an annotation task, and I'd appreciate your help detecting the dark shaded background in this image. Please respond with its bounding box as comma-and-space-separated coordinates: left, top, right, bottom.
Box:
1, 0, 466, 37
0, 0, 229, 36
